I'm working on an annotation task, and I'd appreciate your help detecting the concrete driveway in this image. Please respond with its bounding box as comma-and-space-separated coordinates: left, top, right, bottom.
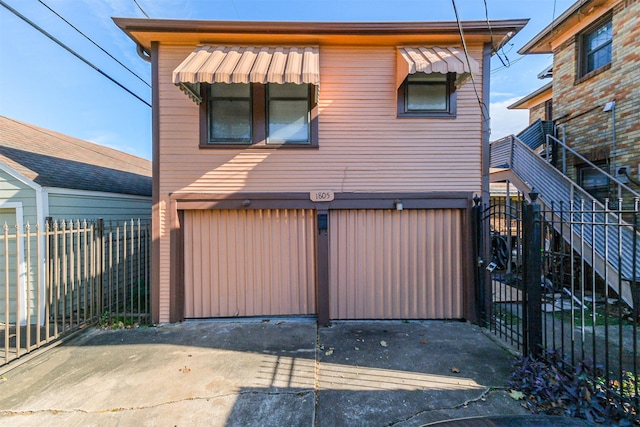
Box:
0, 320, 530, 426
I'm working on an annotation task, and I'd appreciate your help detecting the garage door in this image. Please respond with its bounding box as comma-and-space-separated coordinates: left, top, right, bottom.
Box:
329, 209, 463, 319
184, 209, 316, 318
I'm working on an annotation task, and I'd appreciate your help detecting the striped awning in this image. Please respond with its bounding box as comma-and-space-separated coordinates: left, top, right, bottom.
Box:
173, 46, 319, 104
396, 47, 480, 88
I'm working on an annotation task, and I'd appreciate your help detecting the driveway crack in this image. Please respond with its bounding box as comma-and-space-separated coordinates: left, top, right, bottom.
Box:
384, 386, 512, 427
0, 390, 313, 417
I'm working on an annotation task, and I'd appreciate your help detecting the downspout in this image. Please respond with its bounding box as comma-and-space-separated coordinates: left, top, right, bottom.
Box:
481, 42, 492, 207
150, 41, 160, 324
137, 43, 151, 63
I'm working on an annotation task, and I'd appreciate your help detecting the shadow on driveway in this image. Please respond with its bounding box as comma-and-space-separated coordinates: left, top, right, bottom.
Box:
0, 320, 530, 426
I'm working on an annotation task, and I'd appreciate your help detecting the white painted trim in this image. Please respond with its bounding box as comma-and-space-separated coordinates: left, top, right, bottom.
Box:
0, 163, 41, 192
44, 187, 151, 201
0, 202, 27, 325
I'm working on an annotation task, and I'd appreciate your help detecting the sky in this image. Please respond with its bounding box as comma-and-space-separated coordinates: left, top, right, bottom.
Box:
0, 0, 576, 161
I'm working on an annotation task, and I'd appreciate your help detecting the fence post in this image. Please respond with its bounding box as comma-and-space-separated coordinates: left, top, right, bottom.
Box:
96, 218, 104, 318
523, 190, 543, 358
472, 195, 487, 325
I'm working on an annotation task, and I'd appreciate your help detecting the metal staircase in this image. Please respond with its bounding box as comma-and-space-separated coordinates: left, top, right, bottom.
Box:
490, 134, 639, 307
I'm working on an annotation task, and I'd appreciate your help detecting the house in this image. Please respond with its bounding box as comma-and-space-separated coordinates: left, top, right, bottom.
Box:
0, 115, 151, 325
0, 116, 151, 227
115, 18, 527, 324
508, 0, 640, 198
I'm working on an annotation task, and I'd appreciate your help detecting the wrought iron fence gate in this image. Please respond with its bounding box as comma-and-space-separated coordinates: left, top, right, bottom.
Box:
474, 193, 639, 416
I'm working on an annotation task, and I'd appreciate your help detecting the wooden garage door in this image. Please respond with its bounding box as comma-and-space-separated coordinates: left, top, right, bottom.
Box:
329, 209, 463, 319
184, 209, 316, 318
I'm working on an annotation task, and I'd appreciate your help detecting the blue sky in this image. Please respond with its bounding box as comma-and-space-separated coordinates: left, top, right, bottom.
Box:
0, 0, 575, 160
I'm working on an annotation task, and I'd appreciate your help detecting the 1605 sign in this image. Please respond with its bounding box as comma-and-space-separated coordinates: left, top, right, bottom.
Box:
310, 190, 335, 202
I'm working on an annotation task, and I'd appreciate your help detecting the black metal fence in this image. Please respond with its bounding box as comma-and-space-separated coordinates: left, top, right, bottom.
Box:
475, 193, 639, 415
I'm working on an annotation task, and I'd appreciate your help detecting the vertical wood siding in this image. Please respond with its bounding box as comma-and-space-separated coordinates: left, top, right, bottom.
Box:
329, 209, 463, 319
183, 209, 316, 317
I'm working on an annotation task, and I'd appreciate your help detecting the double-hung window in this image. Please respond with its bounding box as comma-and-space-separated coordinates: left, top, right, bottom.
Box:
397, 73, 456, 118
202, 82, 317, 148
579, 16, 612, 78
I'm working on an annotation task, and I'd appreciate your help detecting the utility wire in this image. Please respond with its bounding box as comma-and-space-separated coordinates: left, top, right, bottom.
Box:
37, 0, 150, 87
482, 0, 509, 68
0, 0, 151, 108
133, 0, 150, 18
451, 0, 489, 123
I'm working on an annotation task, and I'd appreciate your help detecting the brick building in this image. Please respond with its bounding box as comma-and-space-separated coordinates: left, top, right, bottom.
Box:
509, 0, 639, 199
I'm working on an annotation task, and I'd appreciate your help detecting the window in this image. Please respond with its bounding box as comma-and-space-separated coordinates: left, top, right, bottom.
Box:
578, 162, 609, 201
397, 73, 456, 118
544, 99, 553, 121
579, 16, 612, 78
201, 83, 317, 148
208, 84, 252, 144
267, 84, 310, 144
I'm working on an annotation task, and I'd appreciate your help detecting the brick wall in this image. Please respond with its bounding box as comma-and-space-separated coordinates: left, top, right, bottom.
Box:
529, 102, 546, 124
552, 0, 640, 193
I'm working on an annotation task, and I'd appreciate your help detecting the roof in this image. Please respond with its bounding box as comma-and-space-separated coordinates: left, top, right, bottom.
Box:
114, 18, 529, 52
0, 116, 151, 197
518, 0, 611, 54
508, 82, 553, 110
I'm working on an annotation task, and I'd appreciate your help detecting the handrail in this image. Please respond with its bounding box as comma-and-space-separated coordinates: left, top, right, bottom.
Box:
545, 134, 640, 198
511, 135, 609, 210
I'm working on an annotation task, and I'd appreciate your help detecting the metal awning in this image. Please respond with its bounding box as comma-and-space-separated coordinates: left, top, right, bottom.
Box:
173, 45, 319, 104
396, 47, 480, 88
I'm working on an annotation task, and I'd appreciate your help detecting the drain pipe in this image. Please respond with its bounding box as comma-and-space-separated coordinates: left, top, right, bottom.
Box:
603, 100, 617, 198
137, 43, 151, 63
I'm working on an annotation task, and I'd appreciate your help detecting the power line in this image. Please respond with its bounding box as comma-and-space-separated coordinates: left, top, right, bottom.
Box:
451, 0, 489, 123
491, 56, 524, 74
37, 0, 150, 88
0, 0, 151, 108
133, 0, 150, 18
482, 0, 509, 68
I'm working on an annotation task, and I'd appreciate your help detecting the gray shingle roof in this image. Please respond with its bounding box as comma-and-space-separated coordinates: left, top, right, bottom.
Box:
0, 116, 151, 197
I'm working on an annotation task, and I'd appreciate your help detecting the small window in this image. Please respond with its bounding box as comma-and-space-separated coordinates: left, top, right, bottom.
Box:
397, 73, 456, 118
578, 163, 609, 201
201, 83, 318, 148
579, 17, 612, 78
544, 99, 553, 121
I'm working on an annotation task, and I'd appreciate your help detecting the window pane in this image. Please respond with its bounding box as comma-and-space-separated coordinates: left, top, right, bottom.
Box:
269, 83, 308, 98
407, 83, 447, 111
587, 43, 612, 71
583, 19, 612, 74
268, 100, 309, 143
211, 83, 250, 97
209, 99, 251, 142
587, 20, 612, 51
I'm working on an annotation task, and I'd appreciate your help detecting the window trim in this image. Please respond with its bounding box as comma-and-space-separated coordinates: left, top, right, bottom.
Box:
199, 83, 318, 149
577, 14, 613, 80
397, 72, 457, 118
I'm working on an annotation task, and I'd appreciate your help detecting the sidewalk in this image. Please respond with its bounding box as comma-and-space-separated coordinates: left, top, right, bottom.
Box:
0, 320, 530, 426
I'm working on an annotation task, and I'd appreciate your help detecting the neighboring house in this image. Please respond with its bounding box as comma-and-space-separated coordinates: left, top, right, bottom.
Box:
508, 0, 640, 198
115, 18, 527, 324
0, 115, 152, 324
0, 116, 151, 227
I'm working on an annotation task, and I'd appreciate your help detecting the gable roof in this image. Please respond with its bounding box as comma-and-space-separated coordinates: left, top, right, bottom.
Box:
0, 116, 151, 197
